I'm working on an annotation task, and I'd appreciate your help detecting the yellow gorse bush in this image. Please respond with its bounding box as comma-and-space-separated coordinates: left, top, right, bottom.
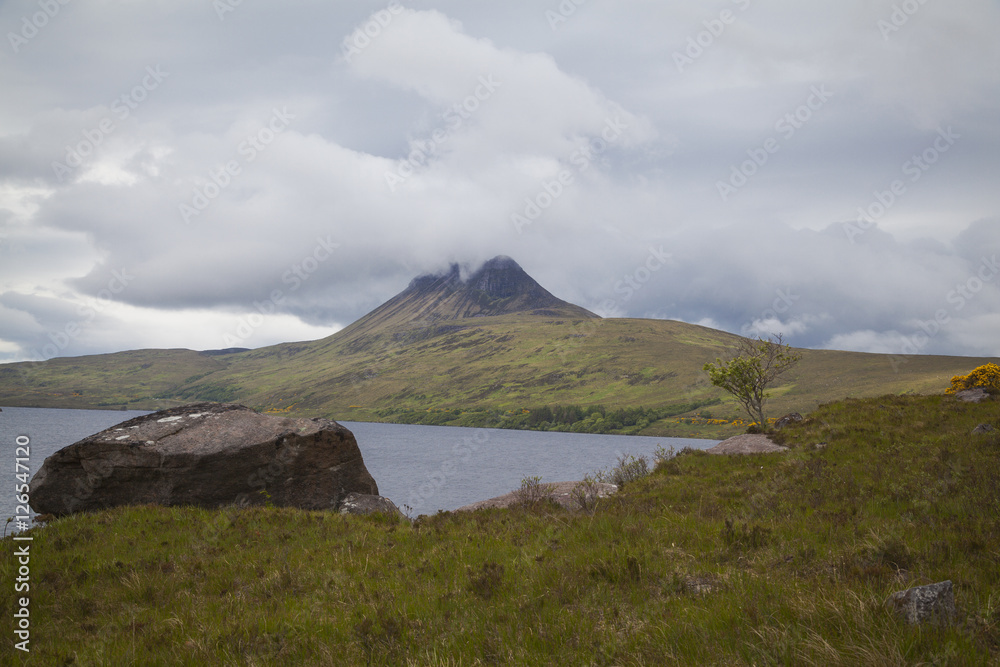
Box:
946, 363, 1000, 394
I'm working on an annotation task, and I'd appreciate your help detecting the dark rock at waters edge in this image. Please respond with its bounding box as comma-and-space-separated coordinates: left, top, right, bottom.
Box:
954, 388, 990, 403
29, 403, 378, 516
338, 492, 406, 519
885, 580, 956, 626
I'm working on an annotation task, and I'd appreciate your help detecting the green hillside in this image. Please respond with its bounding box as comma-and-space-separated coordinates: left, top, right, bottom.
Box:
0, 257, 995, 437
1, 314, 994, 438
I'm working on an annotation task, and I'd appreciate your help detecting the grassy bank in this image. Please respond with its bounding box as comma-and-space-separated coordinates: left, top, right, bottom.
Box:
3, 393, 999, 664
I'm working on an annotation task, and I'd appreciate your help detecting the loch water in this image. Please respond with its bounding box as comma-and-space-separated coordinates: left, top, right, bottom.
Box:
0, 407, 719, 529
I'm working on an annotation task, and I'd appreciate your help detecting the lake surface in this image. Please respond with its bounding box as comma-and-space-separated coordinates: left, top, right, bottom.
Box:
0, 407, 719, 530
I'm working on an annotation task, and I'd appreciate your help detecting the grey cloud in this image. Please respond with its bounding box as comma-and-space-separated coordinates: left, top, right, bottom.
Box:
0, 1, 998, 362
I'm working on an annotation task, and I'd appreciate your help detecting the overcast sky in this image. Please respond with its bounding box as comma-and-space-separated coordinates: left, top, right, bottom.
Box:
1, 0, 998, 364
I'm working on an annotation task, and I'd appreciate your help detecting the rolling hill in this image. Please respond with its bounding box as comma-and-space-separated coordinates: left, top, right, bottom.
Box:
1, 256, 995, 437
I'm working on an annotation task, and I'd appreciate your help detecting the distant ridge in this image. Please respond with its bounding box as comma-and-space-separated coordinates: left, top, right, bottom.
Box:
339, 256, 597, 337
2, 254, 996, 436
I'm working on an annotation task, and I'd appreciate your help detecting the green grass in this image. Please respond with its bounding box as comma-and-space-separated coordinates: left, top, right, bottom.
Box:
0, 349, 231, 411
3, 393, 999, 664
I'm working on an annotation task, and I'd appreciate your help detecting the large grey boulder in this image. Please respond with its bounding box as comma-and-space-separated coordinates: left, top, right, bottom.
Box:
29, 403, 378, 516
885, 580, 957, 626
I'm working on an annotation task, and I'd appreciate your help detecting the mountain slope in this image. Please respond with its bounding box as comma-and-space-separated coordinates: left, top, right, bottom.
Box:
0, 256, 996, 436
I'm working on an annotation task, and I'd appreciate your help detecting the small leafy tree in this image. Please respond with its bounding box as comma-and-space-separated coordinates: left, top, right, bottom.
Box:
703, 334, 801, 430
946, 363, 1000, 395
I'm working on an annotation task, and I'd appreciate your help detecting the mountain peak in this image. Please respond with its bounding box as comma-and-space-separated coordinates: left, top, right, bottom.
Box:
347, 256, 597, 335
479, 254, 518, 269
466, 255, 540, 300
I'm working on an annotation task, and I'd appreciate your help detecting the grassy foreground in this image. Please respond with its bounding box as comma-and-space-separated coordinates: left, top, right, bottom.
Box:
3, 394, 999, 665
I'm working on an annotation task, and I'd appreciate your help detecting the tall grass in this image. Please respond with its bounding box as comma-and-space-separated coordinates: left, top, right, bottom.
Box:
1, 393, 997, 664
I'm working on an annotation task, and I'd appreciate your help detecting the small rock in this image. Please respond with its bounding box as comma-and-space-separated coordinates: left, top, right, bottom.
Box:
338, 492, 406, 519
684, 576, 716, 595
886, 580, 956, 626
972, 423, 995, 435
955, 388, 989, 403
773, 413, 803, 430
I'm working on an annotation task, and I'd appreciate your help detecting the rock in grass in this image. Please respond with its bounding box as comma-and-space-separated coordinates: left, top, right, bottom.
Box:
955, 388, 990, 403
29, 402, 378, 516
885, 580, 956, 626
339, 492, 406, 519
773, 412, 803, 430
705, 434, 788, 455
972, 423, 995, 435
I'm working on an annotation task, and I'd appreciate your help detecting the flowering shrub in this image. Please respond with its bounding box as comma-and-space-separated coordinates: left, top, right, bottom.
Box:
946, 363, 1000, 395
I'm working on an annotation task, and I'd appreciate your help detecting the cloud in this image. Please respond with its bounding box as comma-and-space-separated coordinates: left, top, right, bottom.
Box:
0, 2, 998, 363
608, 219, 1000, 357
347, 9, 656, 158
823, 329, 909, 355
